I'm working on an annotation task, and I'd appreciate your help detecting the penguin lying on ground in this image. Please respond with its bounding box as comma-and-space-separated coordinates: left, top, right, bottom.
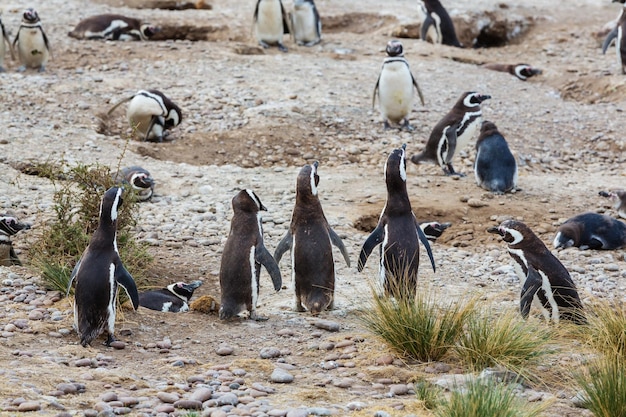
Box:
599, 189, 626, 219
139, 281, 202, 312
106, 90, 182, 142
411, 91, 491, 176
553, 212, 626, 250
290, 0, 321, 46
68, 14, 160, 41
0, 15, 15, 72
13, 8, 50, 72
481, 63, 542, 81
474, 120, 518, 194
113, 166, 155, 202
372, 40, 425, 131
488, 220, 586, 325
602, 0, 626, 74
0, 215, 31, 266
420, 221, 451, 242
253, 0, 290, 52
416, 0, 463, 47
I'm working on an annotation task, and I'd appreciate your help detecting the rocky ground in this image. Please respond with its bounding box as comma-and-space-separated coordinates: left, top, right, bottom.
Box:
0, 0, 625, 415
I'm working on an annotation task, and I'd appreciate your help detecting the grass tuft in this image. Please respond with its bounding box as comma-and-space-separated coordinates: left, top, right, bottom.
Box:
574, 353, 626, 417
577, 300, 626, 358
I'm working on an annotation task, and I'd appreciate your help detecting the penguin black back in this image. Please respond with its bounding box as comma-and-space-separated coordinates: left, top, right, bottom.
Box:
421, 0, 462, 47
474, 120, 518, 194
553, 212, 626, 250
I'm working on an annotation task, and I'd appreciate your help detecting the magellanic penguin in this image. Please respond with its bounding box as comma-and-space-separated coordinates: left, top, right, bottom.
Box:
553, 212, 626, 250
106, 90, 182, 142
599, 189, 626, 219
219, 190, 282, 321
13, 8, 51, 72
253, 0, 291, 52
113, 166, 155, 202
474, 120, 518, 194
139, 280, 202, 312
290, 0, 321, 46
68, 14, 160, 41
411, 91, 491, 176
417, 0, 463, 47
69, 187, 139, 347
602, 0, 626, 74
419, 221, 451, 242
358, 145, 436, 300
0, 215, 31, 266
274, 162, 351, 315
372, 40, 425, 131
481, 63, 542, 81
488, 220, 586, 325
0, 15, 15, 72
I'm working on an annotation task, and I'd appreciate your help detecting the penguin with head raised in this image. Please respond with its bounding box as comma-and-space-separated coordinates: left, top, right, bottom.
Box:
13, 8, 50, 72
113, 166, 155, 202
488, 220, 586, 325
419, 221, 451, 242
139, 280, 202, 312
69, 187, 139, 347
474, 120, 518, 194
372, 40, 425, 131
219, 190, 282, 321
599, 189, 626, 219
290, 0, 321, 46
68, 14, 160, 41
0, 215, 31, 266
418, 0, 462, 47
274, 162, 350, 315
253, 0, 290, 52
602, 0, 626, 74
106, 90, 182, 142
481, 63, 542, 81
553, 212, 626, 250
0, 15, 15, 72
411, 91, 491, 176
358, 145, 436, 300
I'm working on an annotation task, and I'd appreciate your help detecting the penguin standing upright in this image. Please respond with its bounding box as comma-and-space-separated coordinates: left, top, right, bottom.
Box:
553, 212, 626, 250
372, 40, 425, 130
290, 0, 321, 46
68, 14, 159, 41
481, 63, 542, 81
253, 0, 290, 52
13, 8, 50, 72
418, 0, 463, 47
488, 220, 586, 325
139, 280, 203, 312
358, 145, 436, 300
113, 166, 155, 202
219, 190, 282, 321
69, 187, 139, 347
106, 90, 182, 142
274, 162, 350, 315
0, 215, 31, 266
599, 189, 626, 219
474, 120, 518, 194
411, 91, 491, 176
602, 0, 626, 74
0, 15, 15, 72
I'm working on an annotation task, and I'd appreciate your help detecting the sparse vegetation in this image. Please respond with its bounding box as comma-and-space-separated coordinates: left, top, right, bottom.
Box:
415, 379, 444, 410
575, 353, 626, 417
578, 300, 626, 358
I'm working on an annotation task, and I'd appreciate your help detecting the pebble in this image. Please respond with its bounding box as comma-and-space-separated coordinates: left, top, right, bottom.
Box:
216, 344, 234, 356
157, 392, 179, 404
17, 401, 41, 411
173, 399, 202, 409
270, 368, 294, 383
260, 347, 282, 359
190, 387, 213, 402
312, 319, 340, 332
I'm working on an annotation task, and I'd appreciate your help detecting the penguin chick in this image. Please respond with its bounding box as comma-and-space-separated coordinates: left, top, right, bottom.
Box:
113, 166, 155, 202
411, 91, 491, 176
474, 120, 518, 194
488, 220, 586, 325
253, 0, 290, 52
599, 189, 626, 219
372, 40, 425, 131
417, 0, 463, 47
68, 14, 160, 41
139, 280, 203, 312
553, 212, 626, 250
0, 215, 31, 266
13, 8, 50, 72
290, 0, 321, 46
0, 15, 15, 72
481, 63, 542, 81
419, 221, 451, 242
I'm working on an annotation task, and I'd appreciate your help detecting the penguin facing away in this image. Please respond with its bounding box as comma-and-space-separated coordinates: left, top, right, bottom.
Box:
474, 120, 518, 194
481, 63, 542, 81
488, 220, 586, 325
372, 40, 425, 131
0, 215, 31, 266
113, 166, 155, 202
253, 0, 290, 52
68, 14, 160, 41
69, 187, 140, 347
411, 91, 491, 176
13, 8, 50, 72
0, 15, 15, 72
274, 162, 350, 315
358, 145, 436, 300
219, 190, 282, 321
418, 0, 463, 47
139, 280, 203, 312
602, 1, 626, 74
553, 212, 626, 250
599, 189, 626, 219
290, 0, 321, 46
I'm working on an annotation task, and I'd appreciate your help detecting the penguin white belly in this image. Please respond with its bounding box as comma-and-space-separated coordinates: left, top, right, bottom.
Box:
379, 224, 390, 287
292, 7, 317, 43
378, 63, 414, 123
127, 96, 165, 138
255, 1, 283, 43
453, 112, 481, 159
538, 270, 560, 323
106, 263, 117, 334
17, 28, 49, 68
249, 246, 258, 309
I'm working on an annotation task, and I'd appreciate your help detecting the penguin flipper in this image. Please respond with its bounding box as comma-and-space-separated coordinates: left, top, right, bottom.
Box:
41, 28, 52, 59
273, 230, 293, 263
106, 95, 135, 116
602, 26, 618, 55
420, 15, 434, 42
520, 266, 542, 319
372, 76, 381, 108
280, 1, 290, 34
115, 262, 139, 310
3, 29, 15, 60
12, 31, 19, 50
67, 258, 81, 297
256, 245, 283, 291
442, 124, 458, 165
329, 227, 350, 267
144, 116, 160, 141
411, 73, 425, 106
358, 225, 384, 272
8, 245, 22, 266
415, 220, 436, 273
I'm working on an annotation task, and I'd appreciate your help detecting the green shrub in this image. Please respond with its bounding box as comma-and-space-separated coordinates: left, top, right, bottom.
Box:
578, 300, 626, 358
575, 354, 626, 417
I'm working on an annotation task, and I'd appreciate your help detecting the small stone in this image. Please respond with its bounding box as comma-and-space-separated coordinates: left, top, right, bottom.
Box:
74, 358, 93, 367
260, 347, 281, 359
467, 198, 488, 208
312, 319, 340, 332
347, 401, 366, 410
307, 407, 332, 416
157, 392, 179, 404
173, 399, 202, 409
17, 401, 41, 411
109, 341, 126, 350
216, 344, 234, 356
389, 384, 409, 396
216, 392, 239, 406
56, 383, 78, 395
375, 355, 394, 365
28, 310, 44, 320
270, 368, 294, 383
189, 387, 213, 402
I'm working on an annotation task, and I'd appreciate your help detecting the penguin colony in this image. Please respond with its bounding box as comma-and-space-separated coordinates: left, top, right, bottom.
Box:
2, 1, 625, 348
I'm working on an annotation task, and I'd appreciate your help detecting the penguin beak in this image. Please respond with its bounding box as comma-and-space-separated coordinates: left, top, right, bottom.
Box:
487, 226, 503, 236
478, 94, 491, 103
181, 280, 202, 293
259, 202, 267, 211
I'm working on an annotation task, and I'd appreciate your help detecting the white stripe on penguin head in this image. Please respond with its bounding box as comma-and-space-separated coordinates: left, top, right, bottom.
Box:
246, 189, 261, 210
399, 146, 407, 182
504, 227, 523, 245
111, 188, 123, 222
310, 163, 318, 196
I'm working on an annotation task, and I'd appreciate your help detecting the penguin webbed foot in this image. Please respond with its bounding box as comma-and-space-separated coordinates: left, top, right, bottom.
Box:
17, 65, 26, 73
38, 66, 46, 73
104, 334, 117, 346
443, 165, 465, 177
295, 301, 306, 312
277, 43, 288, 53
400, 120, 415, 132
